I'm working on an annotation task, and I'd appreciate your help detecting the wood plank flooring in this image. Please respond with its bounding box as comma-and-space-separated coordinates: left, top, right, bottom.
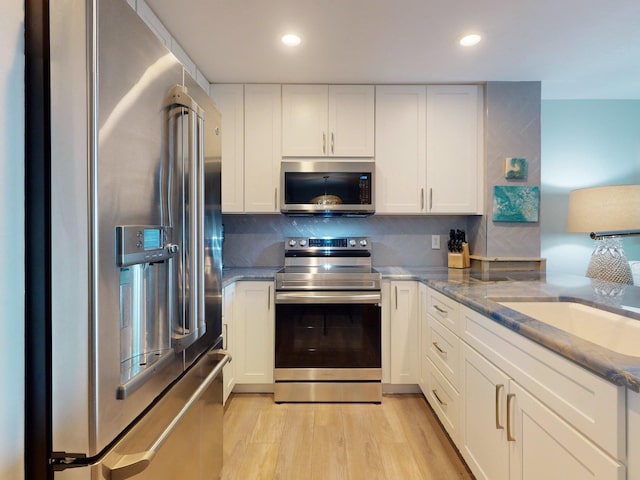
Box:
222, 394, 474, 480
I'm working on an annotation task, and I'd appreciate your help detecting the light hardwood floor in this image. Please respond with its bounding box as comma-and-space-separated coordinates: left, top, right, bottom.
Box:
222, 394, 474, 480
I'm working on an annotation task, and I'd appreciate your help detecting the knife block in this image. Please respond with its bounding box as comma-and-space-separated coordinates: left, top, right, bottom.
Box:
448, 243, 470, 269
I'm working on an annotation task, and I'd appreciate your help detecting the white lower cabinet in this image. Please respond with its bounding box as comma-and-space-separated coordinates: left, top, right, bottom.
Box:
509, 381, 624, 480
461, 343, 623, 480
222, 284, 236, 404
421, 286, 626, 480
388, 281, 419, 384
232, 281, 274, 384
460, 343, 510, 480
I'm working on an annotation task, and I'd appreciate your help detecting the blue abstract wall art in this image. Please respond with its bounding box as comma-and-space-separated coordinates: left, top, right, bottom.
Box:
493, 185, 539, 222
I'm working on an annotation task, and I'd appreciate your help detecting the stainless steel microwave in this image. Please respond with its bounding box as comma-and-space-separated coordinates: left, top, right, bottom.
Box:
280, 161, 375, 215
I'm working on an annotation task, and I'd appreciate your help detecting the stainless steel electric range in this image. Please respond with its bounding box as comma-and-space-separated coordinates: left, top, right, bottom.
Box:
274, 237, 382, 403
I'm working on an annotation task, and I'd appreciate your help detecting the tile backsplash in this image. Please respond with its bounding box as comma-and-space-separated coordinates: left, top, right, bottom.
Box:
222, 214, 470, 268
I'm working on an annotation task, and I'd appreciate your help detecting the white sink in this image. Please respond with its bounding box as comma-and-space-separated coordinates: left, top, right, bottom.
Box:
498, 301, 640, 357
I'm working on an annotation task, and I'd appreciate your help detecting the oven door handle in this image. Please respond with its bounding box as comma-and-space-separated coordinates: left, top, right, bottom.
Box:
275, 291, 381, 304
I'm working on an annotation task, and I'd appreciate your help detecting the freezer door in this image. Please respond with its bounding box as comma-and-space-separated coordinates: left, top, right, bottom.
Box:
98, 349, 229, 480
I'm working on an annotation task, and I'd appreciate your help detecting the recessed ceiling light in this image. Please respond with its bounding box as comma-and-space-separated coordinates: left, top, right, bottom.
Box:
459, 34, 482, 47
281, 34, 302, 47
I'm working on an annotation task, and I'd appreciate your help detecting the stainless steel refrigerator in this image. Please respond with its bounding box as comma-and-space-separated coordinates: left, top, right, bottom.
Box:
46, 0, 227, 478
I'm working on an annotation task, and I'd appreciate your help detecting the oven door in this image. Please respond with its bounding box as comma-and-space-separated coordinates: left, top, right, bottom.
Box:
274, 291, 381, 373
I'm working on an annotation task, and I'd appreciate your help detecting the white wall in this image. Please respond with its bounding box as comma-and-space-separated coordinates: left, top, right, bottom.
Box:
541, 100, 640, 276
0, 0, 24, 479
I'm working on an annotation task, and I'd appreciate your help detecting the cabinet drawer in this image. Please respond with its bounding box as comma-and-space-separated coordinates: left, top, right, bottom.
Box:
426, 316, 460, 389
427, 288, 460, 335
461, 305, 625, 460
425, 357, 460, 443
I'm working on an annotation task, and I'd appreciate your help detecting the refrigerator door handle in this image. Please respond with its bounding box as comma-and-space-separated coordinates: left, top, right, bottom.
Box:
102, 350, 231, 480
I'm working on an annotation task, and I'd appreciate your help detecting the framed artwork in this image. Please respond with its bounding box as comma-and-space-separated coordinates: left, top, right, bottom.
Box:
492, 185, 539, 222
505, 157, 528, 179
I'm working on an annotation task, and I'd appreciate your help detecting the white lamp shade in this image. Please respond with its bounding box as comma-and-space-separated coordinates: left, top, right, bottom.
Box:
567, 185, 640, 233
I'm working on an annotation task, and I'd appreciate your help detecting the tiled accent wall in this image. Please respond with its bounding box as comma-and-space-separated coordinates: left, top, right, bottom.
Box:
222, 214, 469, 268
481, 81, 542, 257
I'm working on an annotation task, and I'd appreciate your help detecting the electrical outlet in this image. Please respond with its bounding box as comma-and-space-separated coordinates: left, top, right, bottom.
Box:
431, 235, 440, 249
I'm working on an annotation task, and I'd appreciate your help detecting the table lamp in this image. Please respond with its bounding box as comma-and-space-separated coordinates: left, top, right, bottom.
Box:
566, 185, 640, 285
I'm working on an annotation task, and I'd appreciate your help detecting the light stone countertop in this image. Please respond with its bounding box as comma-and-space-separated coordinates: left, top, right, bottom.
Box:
223, 266, 640, 392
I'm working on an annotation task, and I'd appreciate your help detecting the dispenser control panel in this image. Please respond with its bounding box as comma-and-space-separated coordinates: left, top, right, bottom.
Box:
116, 225, 175, 266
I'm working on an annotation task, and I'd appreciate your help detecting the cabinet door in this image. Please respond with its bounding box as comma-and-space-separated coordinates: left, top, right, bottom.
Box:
426, 85, 483, 214
234, 282, 274, 384
282, 84, 327, 156
418, 283, 428, 393
328, 85, 374, 156
222, 284, 236, 404
375, 85, 427, 213
509, 381, 625, 480
244, 84, 281, 212
460, 343, 510, 480
390, 281, 419, 384
210, 84, 244, 213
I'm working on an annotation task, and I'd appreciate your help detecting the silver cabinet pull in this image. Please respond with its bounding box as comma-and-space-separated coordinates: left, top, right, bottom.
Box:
322, 132, 326, 154
331, 132, 335, 154
421, 188, 424, 210
507, 393, 516, 441
432, 342, 446, 355
432, 389, 447, 407
429, 188, 433, 210
395, 285, 398, 310
103, 351, 231, 480
268, 285, 271, 310
495, 384, 504, 430
433, 304, 448, 315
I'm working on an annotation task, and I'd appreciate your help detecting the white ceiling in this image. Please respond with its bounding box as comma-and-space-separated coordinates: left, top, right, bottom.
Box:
145, 0, 640, 99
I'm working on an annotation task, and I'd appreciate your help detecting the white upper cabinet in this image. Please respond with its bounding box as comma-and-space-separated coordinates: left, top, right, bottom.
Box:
376, 84, 484, 215
426, 85, 483, 214
375, 85, 427, 214
210, 84, 244, 213
282, 85, 375, 157
244, 84, 282, 213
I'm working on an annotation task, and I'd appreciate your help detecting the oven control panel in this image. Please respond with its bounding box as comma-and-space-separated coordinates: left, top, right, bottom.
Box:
284, 237, 370, 253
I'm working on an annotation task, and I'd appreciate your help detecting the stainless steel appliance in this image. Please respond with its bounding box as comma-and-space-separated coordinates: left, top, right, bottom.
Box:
274, 237, 382, 402
280, 161, 375, 215
41, 0, 229, 478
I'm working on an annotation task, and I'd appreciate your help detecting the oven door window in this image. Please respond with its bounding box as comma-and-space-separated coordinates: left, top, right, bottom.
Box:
275, 303, 381, 369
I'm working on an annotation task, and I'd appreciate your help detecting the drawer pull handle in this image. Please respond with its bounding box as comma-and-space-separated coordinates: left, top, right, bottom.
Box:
432, 389, 447, 407
495, 384, 504, 430
507, 393, 516, 442
432, 342, 446, 355
434, 305, 448, 315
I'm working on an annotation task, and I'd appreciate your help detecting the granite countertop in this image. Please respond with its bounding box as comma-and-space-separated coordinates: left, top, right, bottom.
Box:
223, 266, 640, 392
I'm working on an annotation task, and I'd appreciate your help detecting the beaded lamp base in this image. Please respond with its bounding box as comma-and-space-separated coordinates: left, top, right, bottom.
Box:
586, 237, 633, 285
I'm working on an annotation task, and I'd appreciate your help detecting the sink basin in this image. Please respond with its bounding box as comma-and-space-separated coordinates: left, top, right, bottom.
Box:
498, 301, 640, 357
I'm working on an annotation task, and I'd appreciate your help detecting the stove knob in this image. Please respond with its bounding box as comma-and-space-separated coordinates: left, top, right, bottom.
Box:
288, 239, 297, 247
349, 239, 356, 247
359, 239, 368, 247
299, 239, 307, 247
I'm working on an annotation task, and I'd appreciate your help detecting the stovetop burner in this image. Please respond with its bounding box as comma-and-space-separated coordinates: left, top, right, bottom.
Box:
277, 236, 380, 291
